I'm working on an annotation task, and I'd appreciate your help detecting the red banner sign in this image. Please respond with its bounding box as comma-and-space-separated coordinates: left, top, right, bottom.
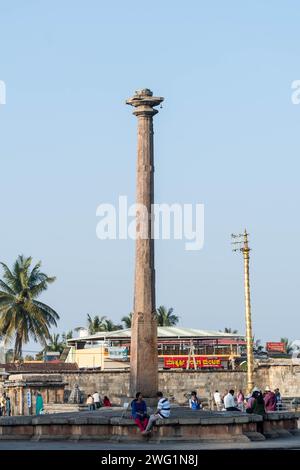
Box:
164, 356, 223, 369
266, 342, 286, 353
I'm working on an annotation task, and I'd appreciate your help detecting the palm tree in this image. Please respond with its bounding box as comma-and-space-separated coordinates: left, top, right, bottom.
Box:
224, 327, 238, 334
121, 312, 133, 328
280, 337, 293, 355
86, 315, 108, 334
24, 354, 34, 361
156, 306, 179, 327
0, 255, 59, 361
62, 330, 73, 344
5, 348, 14, 363
45, 333, 64, 353
104, 319, 123, 331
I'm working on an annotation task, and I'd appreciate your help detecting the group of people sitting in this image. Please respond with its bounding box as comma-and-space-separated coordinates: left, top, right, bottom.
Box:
131, 391, 171, 435
86, 391, 112, 410
85, 385, 281, 435
213, 386, 282, 413
246, 387, 281, 414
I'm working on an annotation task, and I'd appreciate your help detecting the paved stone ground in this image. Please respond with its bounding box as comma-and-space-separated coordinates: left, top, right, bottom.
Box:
0, 406, 264, 424
1, 435, 300, 450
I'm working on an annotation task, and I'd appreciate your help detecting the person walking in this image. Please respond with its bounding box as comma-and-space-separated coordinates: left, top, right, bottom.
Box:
264, 386, 276, 411
131, 392, 149, 432
213, 390, 222, 411
35, 391, 44, 415
142, 392, 171, 435
92, 391, 101, 409
189, 391, 202, 410
224, 389, 240, 411
86, 394, 94, 411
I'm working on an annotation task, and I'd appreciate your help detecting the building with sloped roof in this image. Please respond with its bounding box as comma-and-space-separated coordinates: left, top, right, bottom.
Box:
66, 327, 245, 370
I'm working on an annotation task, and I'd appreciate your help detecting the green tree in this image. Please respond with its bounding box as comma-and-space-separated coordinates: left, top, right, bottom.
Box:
224, 327, 238, 334
280, 337, 293, 355
0, 255, 59, 361
121, 312, 133, 329
156, 306, 179, 327
24, 354, 34, 361
104, 319, 123, 331
35, 351, 43, 361
62, 330, 73, 344
87, 315, 108, 334
45, 333, 64, 353
85, 315, 122, 334
5, 348, 14, 363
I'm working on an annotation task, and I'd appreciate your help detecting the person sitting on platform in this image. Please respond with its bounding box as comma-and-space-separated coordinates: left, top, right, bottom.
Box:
214, 390, 222, 411
274, 388, 282, 410
86, 394, 94, 411
103, 396, 112, 407
224, 389, 240, 411
142, 391, 171, 435
92, 391, 101, 409
263, 386, 277, 411
189, 391, 202, 410
237, 389, 245, 411
131, 392, 149, 432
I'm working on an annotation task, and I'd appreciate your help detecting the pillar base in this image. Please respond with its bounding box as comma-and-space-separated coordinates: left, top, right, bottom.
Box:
120, 396, 158, 409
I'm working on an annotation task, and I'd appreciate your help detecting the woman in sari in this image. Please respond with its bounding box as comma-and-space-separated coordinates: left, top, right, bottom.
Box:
35, 391, 44, 415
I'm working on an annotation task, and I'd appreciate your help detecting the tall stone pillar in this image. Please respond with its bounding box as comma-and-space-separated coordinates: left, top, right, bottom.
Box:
126, 89, 164, 397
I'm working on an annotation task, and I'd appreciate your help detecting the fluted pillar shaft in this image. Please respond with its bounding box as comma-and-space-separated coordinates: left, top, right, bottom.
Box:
126, 89, 163, 397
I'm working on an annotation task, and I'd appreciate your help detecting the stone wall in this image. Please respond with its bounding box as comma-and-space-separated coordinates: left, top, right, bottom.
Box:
2, 360, 299, 406
256, 362, 300, 396
63, 369, 250, 405
62, 361, 300, 405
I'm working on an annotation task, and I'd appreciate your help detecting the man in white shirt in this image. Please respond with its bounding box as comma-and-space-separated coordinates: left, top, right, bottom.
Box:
213, 390, 222, 411
92, 391, 101, 409
224, 389, 240, 411
142, 392, 171, 435
214, 390, 222, 411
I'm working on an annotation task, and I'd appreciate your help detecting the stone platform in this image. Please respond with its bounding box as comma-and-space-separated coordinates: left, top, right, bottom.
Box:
0, 408, 298, 443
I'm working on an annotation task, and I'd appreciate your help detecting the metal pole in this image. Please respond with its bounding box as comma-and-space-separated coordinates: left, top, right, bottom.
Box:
243, 230, 254, 393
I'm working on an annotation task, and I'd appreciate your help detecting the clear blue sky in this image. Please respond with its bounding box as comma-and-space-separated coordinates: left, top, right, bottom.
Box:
1, 1, 299, 352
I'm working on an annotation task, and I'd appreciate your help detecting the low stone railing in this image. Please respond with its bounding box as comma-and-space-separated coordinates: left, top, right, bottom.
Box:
0, 410, 298, 442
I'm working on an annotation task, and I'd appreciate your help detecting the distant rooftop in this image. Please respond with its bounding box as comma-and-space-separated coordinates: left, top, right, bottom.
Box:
0, 362, 79, 374
68, 326, 244, 344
